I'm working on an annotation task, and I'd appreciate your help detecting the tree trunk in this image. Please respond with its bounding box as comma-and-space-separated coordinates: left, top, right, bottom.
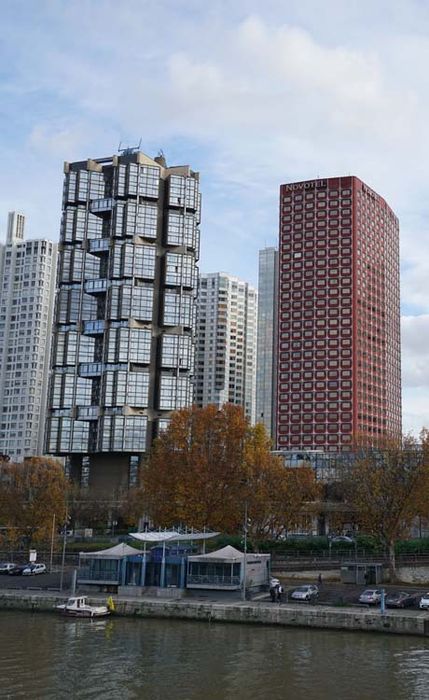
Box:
388, 540, 397, 582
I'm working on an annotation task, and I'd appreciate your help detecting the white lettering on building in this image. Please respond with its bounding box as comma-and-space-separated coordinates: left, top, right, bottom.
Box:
284, 180, 327, 192
362, 183, 378, 201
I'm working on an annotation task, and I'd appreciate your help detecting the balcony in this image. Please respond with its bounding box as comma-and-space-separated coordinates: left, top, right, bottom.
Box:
83, 320, 105, 335
77, 406, 100, 419
85, 279, 108, 294
90, 198, 115, 213
80, 363, 103, 377
89, 239, 110, 254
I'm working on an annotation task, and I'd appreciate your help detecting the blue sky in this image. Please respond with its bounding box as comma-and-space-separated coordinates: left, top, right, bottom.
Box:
1, 0, 428, 434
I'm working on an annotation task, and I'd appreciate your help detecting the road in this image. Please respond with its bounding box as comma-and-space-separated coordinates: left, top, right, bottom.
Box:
270, 578, 429, 609
0, 569, 73, 591
1, 570, 428, 610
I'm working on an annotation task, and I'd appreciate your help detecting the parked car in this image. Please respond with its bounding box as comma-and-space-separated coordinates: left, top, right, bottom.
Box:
385, 591, 417, 609
32, 563, 47, 575
419, 593, 429, 610
8, 564, 29, 576
329, 535, 355, 544
0, 562, 15, 574
291, 585, 319, 602
358, 589, 383, 605
22, 563, 47, 576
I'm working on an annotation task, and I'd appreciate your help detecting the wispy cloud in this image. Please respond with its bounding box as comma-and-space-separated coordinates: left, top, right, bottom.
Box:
0, 0, 429, 432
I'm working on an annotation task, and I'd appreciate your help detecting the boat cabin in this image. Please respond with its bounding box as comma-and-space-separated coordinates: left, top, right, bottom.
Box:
65, 596, 87, 610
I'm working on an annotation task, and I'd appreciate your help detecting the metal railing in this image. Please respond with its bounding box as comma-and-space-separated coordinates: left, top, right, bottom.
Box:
187, 574, 241, 586
77, 567, 119, 582
272, 550, 429, 570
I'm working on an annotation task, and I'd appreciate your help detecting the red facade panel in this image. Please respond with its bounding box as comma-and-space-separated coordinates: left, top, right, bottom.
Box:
276, 176, 401, 451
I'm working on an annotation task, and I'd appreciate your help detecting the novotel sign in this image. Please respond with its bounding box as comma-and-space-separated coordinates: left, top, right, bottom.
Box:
361, 183, 378, 201
284, 179, 327, 192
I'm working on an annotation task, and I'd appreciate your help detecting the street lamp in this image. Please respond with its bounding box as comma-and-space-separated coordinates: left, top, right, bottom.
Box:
49, 513, 56, 572
59, 510, 70, 592
242, 498, 248, 602
380, 588, 386, 615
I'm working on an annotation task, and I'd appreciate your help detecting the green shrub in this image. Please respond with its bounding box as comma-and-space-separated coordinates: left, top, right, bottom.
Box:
65, 540, 118, 553
395, 538, 429, 554
253, 537, 329, 554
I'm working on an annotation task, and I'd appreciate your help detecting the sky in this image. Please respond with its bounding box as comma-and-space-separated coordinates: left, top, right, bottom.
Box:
0, 0, 428, 435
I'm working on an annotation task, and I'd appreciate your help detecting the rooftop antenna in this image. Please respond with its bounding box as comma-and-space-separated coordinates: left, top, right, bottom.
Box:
155, 148, 167, 167
118, 138, 142, 156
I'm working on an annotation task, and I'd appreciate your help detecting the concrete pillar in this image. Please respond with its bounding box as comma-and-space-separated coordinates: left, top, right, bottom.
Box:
141, 554, 147, 586
180, 557, 186, 588
160, 542, 166, 588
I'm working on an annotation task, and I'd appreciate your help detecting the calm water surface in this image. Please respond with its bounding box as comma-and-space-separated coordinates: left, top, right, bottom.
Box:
1, 610, 429, 699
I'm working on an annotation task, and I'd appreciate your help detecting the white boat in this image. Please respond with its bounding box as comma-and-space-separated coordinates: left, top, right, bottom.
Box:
56, 596, 110, 618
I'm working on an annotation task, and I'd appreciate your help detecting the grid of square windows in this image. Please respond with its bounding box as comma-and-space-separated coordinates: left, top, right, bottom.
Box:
277, 177, 400, 450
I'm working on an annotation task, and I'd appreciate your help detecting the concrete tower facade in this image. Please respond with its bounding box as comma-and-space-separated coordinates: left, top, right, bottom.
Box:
0, 212, 57, 461
195, 273, 257, 423
45, 150, 201, 491
276, 176, 401, 451
256, 247, 278, 440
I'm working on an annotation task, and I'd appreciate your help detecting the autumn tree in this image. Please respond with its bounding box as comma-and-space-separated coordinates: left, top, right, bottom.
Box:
139, 403, 249, 531
0, 457, 68, 549
343, 433, 429, 580
412, 429, 429, 534
243, 423, 320, 539
135, 404, 320, 537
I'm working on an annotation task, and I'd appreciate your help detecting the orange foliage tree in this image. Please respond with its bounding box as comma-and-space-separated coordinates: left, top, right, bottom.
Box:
413, 429, 429, 531
0, 457, 68, 549
132, 404, 320, 538
343, 433, 429, 579
140, 404, 248, 532
243, 423, 320, 539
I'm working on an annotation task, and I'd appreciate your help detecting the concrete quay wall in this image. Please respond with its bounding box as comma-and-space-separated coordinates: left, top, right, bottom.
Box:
0, 591, 428, 637
397, 566, 429, 585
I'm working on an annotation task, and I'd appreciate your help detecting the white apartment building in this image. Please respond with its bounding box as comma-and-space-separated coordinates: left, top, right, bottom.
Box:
0, 212, 57, 461
195, 273, 257, 423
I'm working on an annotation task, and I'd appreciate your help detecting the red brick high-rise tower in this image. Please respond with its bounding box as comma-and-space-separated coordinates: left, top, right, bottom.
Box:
276, 176, 401, 451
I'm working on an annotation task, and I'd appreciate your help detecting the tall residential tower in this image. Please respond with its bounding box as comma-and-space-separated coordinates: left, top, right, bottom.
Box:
45, 150, 201, 491
276, 176, 401, 451
194, 273, 257, 423
256, 247, 278, 439
0, 212, 57, 461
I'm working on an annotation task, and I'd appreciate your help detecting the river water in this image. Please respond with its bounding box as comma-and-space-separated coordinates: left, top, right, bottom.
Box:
1, 611, 429, 700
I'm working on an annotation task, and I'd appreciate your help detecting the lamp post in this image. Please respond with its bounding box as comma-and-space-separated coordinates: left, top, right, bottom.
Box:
49, 513, 56, 573
59, 510, 69, 592
242, 498, 248, 602
380, 588, 386, 615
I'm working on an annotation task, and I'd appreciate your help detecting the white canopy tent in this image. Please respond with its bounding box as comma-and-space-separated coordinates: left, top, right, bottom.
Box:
187, 545, 270, 592
187, 545, 244, 563
80, 543, 143, 559
129, 531, 220, 544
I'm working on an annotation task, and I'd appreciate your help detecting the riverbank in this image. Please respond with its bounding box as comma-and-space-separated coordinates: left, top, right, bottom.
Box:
1, 590, 429, 638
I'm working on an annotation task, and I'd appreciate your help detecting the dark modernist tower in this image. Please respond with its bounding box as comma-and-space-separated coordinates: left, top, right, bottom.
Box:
46, 150, 201, 491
